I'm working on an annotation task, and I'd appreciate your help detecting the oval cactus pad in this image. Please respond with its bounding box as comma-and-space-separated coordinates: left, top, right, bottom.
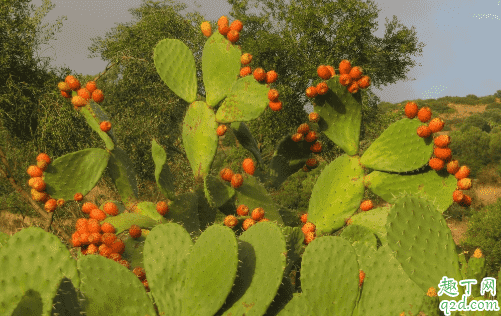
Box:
43, 148, 109, 201
308, 154, 365, 234
182, 101, 218, 181
202, 31, 241, 107
154, 38, 197, 103
312, 76, 362, 155
151, 139, 176, 201
215, 75, 271, 123
360, 118, 434, 172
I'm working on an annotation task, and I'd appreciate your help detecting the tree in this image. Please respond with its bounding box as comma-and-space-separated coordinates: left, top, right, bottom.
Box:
0, 0, 68, 141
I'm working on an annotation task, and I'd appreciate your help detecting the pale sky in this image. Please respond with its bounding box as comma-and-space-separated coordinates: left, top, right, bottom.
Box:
29, 0, 501, 111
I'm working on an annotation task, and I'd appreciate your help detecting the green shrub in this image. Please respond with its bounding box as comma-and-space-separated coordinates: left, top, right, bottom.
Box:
486, 103, 501, 111
458, 114, 491, 133
449, 126, 492, 178
461, 198, 501, 278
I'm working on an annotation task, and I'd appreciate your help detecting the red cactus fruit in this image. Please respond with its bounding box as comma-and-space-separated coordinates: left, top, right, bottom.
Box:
291, 133, 304, 142
156, 201, 169, 216
302, 222, 316, 234
253, 68, 266, 81
119, 259, 131, 269
269, 100, 282, 111
304, 231, 316, 244
241, 53, 252, 65
339, 60, 352, 75
360, 200, 374, 212
103, 202, 119, 216
242, 218, 255, 231
434, 147, 452, 161
129, 225, 142, 239
227, 29, 239, 43
268, 89, 279, 102
306, 158, 317, 168
100, 121, 111, 133
300, 213, 308, 224
87, 219, 101, 234
82, 202, 98, 214
216, 125, 227, 136
446, 160, 460, 175
297, 123, 310, 135
44, 199, 57, 212
236, 204, 249, 216
242, 158, 255, 175
452, 190, 464, 203
417, 107, 432, 123
85, 81, 97, 94
251, 207, 265, 221
71, 95, 87, 107
309, 112, 320, 123
230, 20, 243, 32
457, 178, 472, 190
27, 165, 43, 178
434, 135, 451, 148
231, 174, 244, 188
349, 66, 363, 81
90, 208, 107, 221
310, 141, 322, 153
455, 165, 470, 180
305, 131, 318, 142
416, 125, 432, 138
317, 65, 332, 80
110, 239, 125, 254
428, 118, 445, 133
92, 89, 104, 103
201, 21, 211, 37
240, 66, 251, 77
36, 153, 51, 164
357, 76, 371, 89
316, 82, 329, 95
347, 81, 359, 94
339, 74, 352, 87
224, 215, 238, 228
101, 222, 116, 234
102, 233, 117, 247
429, 158, 445, 171
405, 102, 418, 119
265, 70, 278, 84
305, 86, 318, 98
220, 168, 234, 182
74, 193, 83, 201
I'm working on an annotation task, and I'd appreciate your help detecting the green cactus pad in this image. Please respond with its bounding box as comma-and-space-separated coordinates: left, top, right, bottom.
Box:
465, 255, 487, 297
364, 169, 457, 213
181, 225, 239, 315
51, 277, 86, 315
182, 101, 218, 181
0, 227, 80, 316
360, 118, 434, 172
203, 174, 235, 208
202, 31, 241, 107
385, 194, 464, 300
419, 293, 440, 316
151, 139, 176, 201
340, 224, 378, 270
311, 76, 362, 155
43, 148, 109, 201
230, 121, 264, 166
100, 212, 159, 235
168, 192, 201, 238
277, 293, 312, 316
0, 232, 9, 248
219, 222, 287, 316
215, 75, 271, 123
280, 226, 305, 276
79, 100, 116, 150
154, 38, 197, 103
358, 244, 424, 316
122, 232, 148, 270
268, 134, 312, 189
349, 205, 391, 246
308, 154, 365, 234
77, 255, 157, 316
194, 186, 217, 232
263, 275, 295, 316
131, 201, 169, 223
107, 146, 139, 206
301, 236, 360, 315
233, 176, 284, 225
144, 223, 193, 316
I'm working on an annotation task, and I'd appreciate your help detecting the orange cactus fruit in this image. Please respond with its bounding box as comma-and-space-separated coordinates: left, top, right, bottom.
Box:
305, 158, 317, 168
58, 81, 70, 91
357, 76, 371, 89
241, 53, 252, 65
129, 225, 142, 239
316, 82, 329, 95
242, 218, 255, 231
269, 100, 282, 111
156, 201, 169, 216
71, 95, 87, 107
265, 70, 278, 84
452, 190, 464, 203
427, 287, 438, 297
230, 20, 243, 32
220, 168, 234, 182
347, 81, 359, 94
339, 59, 352, 75
32, 191, 48, 203
459, 194, 472, 207
236, 204, 249, 216
304, 231, 316, 244
87, 233, 102, 245
291, 133, 304, 142
74, 192, 83, 201
348, 66, 363, 81
429, 157, 445, 171
100, 121, 112, 133
434, 135, 451, 148
87, 219, 101, 234
457, 178, 472, 190
297, 123, 310, 135
56, 199, 65, 206
75, 218, 88, 233
305, 86, 318, 98
405, 102, 419, 119
77, 88, 91, 100
447, 160, 460, 175
317, 65, 332, 80
309, 112, 320, 123
85, 81, 97, 94
109, 253, 122, 262
61, 90, 72, 98
133, 267, 146, 281
473, 248, 483, 258
81, 202, 98, 214
268, 89, 279, 101
240, 66, 251, 77
301, 222, 316, 234
310, 141, 322, 153
242, 158, 255, 175
36, 160, 48, 171
339, 74, 352, 86
92, 89, 104, 103
359, 270, 366, 288
304, 131, 318, 142
44, 199, 57, 212
216, 125, 227, 136
434, 147, 452, 161
27, 165, 43, 178
455, 165, 470, 180
65, 76, 81, 91
103, 202, 119, 216
231, 173, 244, 188
110, 239, 125, 255
360, 200, 374, 212
218, 16, 230, 35
101, 222, 116, 234
428, 117, 445, 133
227, 29, 239, 43
253, 68, 266, 81
224, 215, 238, 228
326, 65, 336, 77
102, 233, 117, 247
417, 107, 432, 123
251, 207, 265, 221
90, 208, 107, 221
300, 213, 308, 224
416, 125, 432, 138
119, 259, 130, 269
201, 21, 212, 37
29, 177, 46, 191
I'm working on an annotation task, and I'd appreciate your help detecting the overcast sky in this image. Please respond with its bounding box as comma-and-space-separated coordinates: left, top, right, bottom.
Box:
29, 0, 501, 110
